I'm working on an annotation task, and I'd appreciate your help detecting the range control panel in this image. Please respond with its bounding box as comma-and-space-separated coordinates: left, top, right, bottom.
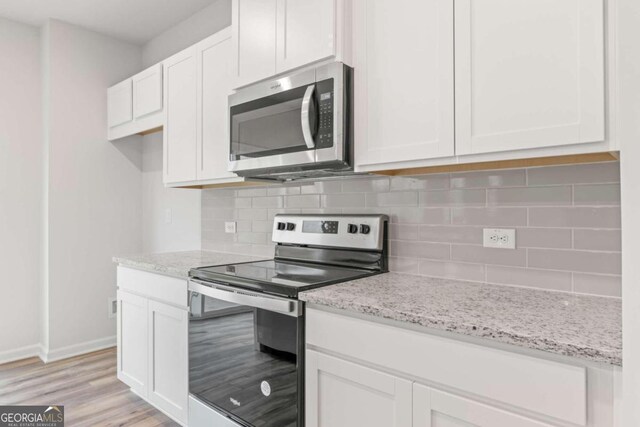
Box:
272, 214, 387, 251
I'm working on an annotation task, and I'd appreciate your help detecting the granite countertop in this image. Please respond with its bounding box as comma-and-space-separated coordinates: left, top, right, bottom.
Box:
300, 273, 622, 366
113, 250, 266, 278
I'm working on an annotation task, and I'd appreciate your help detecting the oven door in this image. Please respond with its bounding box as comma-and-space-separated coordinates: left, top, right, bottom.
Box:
228, 63, 347, 175
188, 280, 303, 427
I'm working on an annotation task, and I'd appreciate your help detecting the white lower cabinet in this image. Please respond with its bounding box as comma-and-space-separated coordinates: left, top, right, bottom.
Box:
117, 291, 148, 397
306, 350, 412, 427
413, 384, 553, 427
116, 267, 188, 426
306, 308, 617, 427
147, 300, 189, 423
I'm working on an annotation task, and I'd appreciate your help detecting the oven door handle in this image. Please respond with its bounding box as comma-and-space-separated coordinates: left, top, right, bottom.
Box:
301, 84, 316, 149
188, 280, 300, 317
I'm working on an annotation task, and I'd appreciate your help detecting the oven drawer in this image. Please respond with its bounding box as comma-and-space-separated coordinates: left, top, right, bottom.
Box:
117, 266, 187, 308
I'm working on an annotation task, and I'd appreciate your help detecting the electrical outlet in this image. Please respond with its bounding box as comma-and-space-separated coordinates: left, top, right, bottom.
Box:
108, 297, 117, 318
225, 221, 237, 233
164, 208, 172, 224
483, 228, 516, 249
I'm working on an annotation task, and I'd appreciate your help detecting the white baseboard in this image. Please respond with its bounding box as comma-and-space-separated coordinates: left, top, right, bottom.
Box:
0, 344, 42, 365
40, 335, 116, 363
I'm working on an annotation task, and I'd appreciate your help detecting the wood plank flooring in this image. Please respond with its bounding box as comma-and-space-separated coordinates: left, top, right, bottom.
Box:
0, 347, 179, 427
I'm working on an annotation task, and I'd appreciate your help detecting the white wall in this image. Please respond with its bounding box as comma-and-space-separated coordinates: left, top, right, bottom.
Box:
42, 20, 143, 358
619, 0, 640, 422
142, 0, 232, 67
140, 0, 231, 252
0, 17, 43, 361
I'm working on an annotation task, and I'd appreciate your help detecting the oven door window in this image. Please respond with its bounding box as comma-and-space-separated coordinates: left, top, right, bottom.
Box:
189, 292, 301, 427
230, 79, 334, 161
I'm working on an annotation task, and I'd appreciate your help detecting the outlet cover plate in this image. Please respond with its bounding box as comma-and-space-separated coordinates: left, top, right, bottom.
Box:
225, 222, 237, 233
483, 228, 516, 249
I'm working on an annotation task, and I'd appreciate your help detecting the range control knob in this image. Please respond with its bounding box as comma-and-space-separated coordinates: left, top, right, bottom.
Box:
277, 222, 286, 230
359, 224, 371, 234
286, 222, 296, 231
347, 224, 358, 234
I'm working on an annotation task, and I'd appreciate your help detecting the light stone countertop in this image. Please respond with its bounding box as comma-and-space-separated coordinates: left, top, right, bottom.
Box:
299, 272, 622, 366
113, 250, 266, 278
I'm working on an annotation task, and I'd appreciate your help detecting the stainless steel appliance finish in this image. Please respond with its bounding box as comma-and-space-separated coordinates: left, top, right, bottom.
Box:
228, 63, 353, 181
188, 214, 388, 427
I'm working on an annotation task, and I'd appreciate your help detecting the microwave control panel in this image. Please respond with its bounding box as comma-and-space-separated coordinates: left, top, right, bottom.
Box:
316, 78, 334, 148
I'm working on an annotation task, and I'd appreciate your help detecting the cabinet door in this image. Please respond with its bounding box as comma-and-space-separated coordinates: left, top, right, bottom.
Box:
276, 0, 336, 73
147, 300, 188, 424
197, 29, 238, 182
353, 0, 455, 169
163, 46, 198, 184
454, 0, 605, 155
117, 291, 148, 397
232, 0, 277, 88
107, 79, 133, 128
133, 64, 163, 120
413, 384, 554, 427
306, 350, 412, 427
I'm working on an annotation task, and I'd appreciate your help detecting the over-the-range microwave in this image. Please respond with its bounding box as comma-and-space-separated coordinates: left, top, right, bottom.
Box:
228, 62, 353, 181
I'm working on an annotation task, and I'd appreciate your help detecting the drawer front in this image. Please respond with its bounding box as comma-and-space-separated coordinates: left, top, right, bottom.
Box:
117, 266, 187, 308
306, 308, 586, 425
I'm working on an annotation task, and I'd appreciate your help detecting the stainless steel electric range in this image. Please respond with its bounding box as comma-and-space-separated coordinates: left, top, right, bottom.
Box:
187, 214, 388, 427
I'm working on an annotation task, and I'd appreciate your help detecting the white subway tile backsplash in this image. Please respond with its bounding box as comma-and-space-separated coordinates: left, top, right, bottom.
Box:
419, 189, 486, 206
487, 186, 572, 206
573, 184, 621, 205
573, 229, 622, 251
573, 273, 621, 297
390, 174, 449, 191
418, 225, 483, 244
528, 249, 621, 275
342, 177, 389, 193
516, 228, 572, 249
486, 266, 572, 291
451, 244, 527, 267
418, 259, 486, 282
389, 240, 450, 260
528, 207, 621, 228
366, 191, 418, 207
450, 169, 527, 189
284, 194, 321, 208
527, 162, 620, 185
201, 161, 621, 297
451, 207, 527, 226
321, 193, 366, 208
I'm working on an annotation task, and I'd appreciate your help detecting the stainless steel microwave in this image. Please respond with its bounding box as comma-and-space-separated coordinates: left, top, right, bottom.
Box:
228, 62, 353, 181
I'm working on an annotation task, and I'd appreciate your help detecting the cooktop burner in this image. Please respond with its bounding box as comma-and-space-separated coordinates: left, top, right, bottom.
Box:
190, 259, 377, 298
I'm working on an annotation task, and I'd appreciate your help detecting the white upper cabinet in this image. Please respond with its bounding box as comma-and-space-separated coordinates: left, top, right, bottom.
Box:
163, 47, 198, 184
133, 64, 163, 120
276, 0, 337, 73
232, 0, 278, 88
232, 0, 351, 88
107, 79, 133, 128
197, 29, 240, 183
454, 0, 605, 155
108, 64, 164, 141
353, 0, 455, 170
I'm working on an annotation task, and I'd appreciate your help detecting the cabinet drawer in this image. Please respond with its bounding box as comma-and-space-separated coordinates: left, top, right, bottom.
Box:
307, 308, 586, 425
117, 266, 187, 308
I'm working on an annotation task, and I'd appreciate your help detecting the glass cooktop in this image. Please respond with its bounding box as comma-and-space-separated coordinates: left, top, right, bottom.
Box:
190, 260, 376, 298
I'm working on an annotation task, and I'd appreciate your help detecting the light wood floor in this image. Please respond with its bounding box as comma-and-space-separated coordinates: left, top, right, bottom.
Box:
0, 347, 179, 427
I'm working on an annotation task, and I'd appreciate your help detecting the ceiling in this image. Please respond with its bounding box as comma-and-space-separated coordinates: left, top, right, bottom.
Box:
0, 0, 219, 44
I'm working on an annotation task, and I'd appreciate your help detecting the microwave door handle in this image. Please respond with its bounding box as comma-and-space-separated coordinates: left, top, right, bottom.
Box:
301, 84, 316, 149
